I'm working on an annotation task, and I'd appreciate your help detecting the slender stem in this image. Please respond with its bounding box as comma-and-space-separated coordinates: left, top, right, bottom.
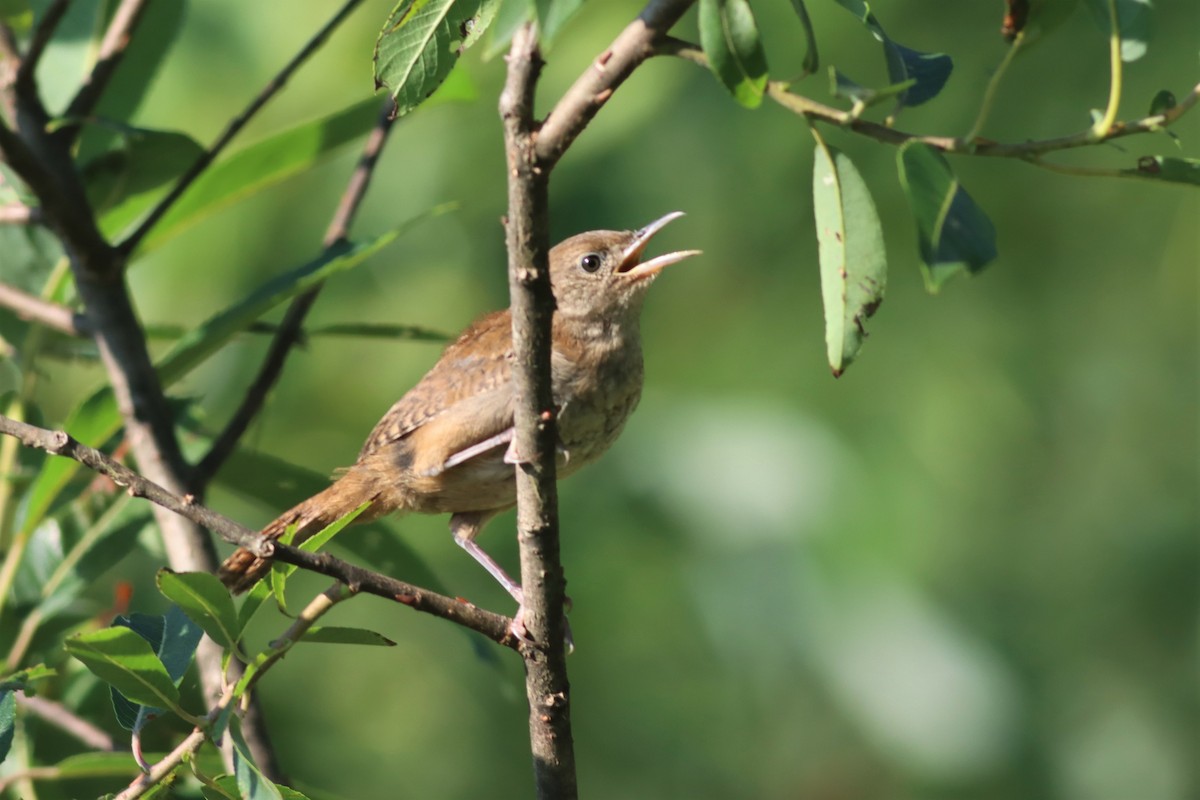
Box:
1091, 0, 1123, 139
0, 282, 87, 336
16, 692, 117, 751
0, 203, 37, 223
0, 414, 518, 646
117, 0, 367, 256
965, 31, 1024, 144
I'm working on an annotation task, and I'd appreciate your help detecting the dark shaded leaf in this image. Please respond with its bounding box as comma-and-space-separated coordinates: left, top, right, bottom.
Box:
1083, 0, 1152, 61
897, 142, 998, 291
0, 690, 13, 766
157, 570, 241, 650
81, 128, 205, 214
231, 718, 284, 800
789, 0, 819, 75
300, 626, 397, 646
1147, 89, 1175, 116
699, 0, 769, 109
828, 67, 914, 109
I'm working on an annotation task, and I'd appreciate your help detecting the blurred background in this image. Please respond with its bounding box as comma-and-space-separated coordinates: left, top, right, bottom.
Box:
10, 1, 1199, 798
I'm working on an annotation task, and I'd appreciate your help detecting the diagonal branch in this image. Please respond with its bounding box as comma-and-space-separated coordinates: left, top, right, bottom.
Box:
0, 283, 88, 337
0, 413, 517, 647
61, 0, 153, 124
192, 97, 398, 487
117, 0, 367, 257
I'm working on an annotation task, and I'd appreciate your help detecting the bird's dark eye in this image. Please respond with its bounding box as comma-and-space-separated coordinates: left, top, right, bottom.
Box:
580, 253, 602, 273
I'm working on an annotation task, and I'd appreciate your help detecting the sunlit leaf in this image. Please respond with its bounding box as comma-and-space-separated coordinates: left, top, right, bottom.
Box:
110, 608, 201, 731
374, 0, 498, 117
157, 570, 241, 650
0, 664, 57, 694
811, 130, 886, 376
64, 626, 180, 711
699, 0, 769, 109
0, 0, 31, 33
897, 142, 997, 291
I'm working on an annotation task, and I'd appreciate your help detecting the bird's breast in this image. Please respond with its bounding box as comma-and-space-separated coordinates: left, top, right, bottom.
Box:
553, 334, 645, 477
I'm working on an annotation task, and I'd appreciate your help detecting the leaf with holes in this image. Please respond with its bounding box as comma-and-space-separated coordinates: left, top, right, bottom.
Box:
897, 142, 997, 292
699, 0, 769, 109
374, 0, 498, 117
812, 131, 886, 376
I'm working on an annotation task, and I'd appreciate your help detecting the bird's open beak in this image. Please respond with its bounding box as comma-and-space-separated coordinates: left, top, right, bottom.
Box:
617, 211, 702, 281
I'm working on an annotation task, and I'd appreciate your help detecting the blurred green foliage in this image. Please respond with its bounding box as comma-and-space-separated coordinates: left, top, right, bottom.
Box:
2, 0, 1197, 798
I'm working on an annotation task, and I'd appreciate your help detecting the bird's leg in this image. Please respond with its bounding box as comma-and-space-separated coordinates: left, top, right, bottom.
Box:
450, 511, 529, 639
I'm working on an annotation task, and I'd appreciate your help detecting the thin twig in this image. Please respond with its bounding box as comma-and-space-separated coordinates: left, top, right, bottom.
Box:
0, 414, 517, 646
60, 0, 153, 124
117, 0, 367, 256
192, 97, 398, 487
16, 692, 117, 751
0, 282, 88, 336
501, 21, 576, 800
661, 38, 1200, 161
0, 203, 38, 224
535, 0, 696, 166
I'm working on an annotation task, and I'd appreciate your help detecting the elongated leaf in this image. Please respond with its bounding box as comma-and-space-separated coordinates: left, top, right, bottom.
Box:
485, 0, 534, 58
65, 626, 180, 710
301, 626, 397, 646
699, 0, 769, 109
1123, 156, 1200, 185
534, 0, 582, 42
82, 128, 205, 214
76, 0, 186, 162
897, 142, 997, 292
812, 131, 886, 376
269, 501, 373, 610
0, 690, 14, 766
828, 0, 952, 109
828, 67, 914, 109
157, 570, 241, 650
49, 751, 170, 779
374, 0, 497, 117
231, 718, 284, 800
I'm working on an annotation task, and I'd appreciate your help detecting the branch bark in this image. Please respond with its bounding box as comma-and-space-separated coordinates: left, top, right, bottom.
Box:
0, 414, 517, 646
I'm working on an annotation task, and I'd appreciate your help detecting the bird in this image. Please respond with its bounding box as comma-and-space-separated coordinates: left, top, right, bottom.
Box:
218, 211, 700, 630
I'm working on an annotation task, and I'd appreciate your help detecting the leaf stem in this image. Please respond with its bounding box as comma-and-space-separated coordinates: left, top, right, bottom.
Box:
1091, 0, 1123, 139
965, 31, 1025, 145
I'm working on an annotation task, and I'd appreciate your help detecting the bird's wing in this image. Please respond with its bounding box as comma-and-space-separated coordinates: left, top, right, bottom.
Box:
359, 310, 516, 475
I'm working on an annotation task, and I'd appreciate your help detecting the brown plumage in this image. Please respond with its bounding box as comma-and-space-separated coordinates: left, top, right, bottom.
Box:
218, 213, 700, 612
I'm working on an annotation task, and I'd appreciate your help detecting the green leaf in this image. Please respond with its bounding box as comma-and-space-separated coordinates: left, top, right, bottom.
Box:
76, 1, 186, 162
828, 0, 952, 108
81, 128, 205, 214
300, 626, 397, 646
64, 626, 181, 711
306, 322, 450, 341
157, 570, 241, 650
1083, 0, 1152, 62
110, 608, 201, 731
0, 0, 32, 33
789, 0, 819, 76
485, 0, 534, 59
0, 690, 14, 766
50, 751, 168, 779
897, 142, 998, 292
374, 0, 498, 117
1147, 89, 1176, 116
231, 718, 284, 800
812, 131, 887, 376
0, 664, 57, 694
1123, 156, 1200, 185
699, 0, 769, 109
828, 67, 915, 109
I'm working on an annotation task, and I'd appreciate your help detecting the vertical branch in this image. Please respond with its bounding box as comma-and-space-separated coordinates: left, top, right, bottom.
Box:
500, 23, 578, 800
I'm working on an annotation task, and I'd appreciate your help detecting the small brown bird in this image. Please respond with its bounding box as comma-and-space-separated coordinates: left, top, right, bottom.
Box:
218, 212, 699, 622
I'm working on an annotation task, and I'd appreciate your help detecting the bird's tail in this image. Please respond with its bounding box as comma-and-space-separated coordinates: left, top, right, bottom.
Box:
218, 477, 378, 594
